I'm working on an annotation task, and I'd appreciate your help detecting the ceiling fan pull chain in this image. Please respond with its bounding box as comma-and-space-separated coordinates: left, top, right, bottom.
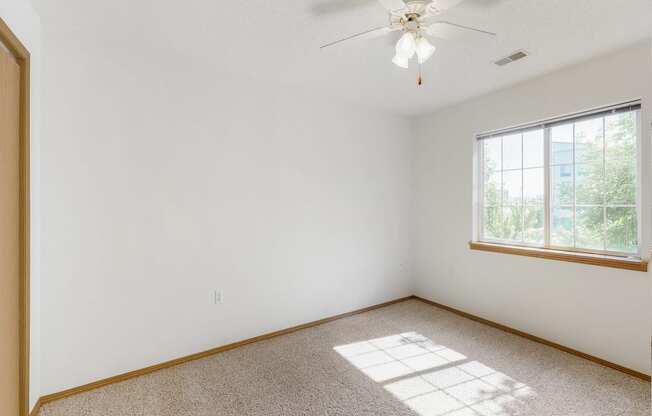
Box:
417, 61, 423, 86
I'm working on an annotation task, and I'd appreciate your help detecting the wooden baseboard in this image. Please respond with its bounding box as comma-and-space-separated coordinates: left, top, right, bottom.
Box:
38, 296, 416, 405
413, 296, 651, 382
34, 293, 649, 414
29, 399, 42, 416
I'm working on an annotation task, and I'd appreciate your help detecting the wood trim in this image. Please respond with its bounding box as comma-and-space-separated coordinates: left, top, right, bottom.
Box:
469, 241, 648, 272
414, 296, 651, 382
39, 296, 416, 405
0, 18, 30, 59
28, 399, 41, 416
33, 294, 649, 413
0, 16, 31, 416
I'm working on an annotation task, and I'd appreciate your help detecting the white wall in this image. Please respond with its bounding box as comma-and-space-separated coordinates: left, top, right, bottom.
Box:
38, 28, 414, 394
413, 41, 652, 375
0, 0, 41, 411
32, 5, 652, 397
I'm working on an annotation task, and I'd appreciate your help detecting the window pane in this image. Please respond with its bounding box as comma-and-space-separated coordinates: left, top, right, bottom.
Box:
483, 207, 501, 240
576, 207, 604, 250
575, 162, 603, 205
483, 171, 501, 206
524, 206, 544, 244
551, 124, 573, 165
523, 129, 544, 168
551, 206, 573, 247
502, 170, 522, 205
574, 118, 603, 163
502, 133, 522, 170
551, 165, 573, 205
605, 158, 635, 205
501, 206, 523, 241
479, 109, 638, 255
605, 112, 636, 157
483, 138, 502, 173
523, 168, 543, 205
606, 207, 637, 253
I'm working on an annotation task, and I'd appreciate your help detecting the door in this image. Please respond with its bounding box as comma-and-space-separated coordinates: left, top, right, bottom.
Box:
0, 40, 22, 416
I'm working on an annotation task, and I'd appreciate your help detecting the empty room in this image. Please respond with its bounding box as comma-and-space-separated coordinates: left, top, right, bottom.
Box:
1, 0, 651, 415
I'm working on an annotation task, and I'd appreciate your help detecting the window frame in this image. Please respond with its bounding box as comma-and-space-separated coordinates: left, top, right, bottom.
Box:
474, 101, 643, 259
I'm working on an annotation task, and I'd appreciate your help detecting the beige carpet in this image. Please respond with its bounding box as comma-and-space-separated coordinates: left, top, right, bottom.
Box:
39, 299, 649, 416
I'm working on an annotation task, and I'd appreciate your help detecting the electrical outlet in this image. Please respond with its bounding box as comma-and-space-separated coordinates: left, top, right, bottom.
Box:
214, 290, 223, 304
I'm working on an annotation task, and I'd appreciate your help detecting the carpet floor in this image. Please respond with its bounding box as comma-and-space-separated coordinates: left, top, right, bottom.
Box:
39, 299, 650, 416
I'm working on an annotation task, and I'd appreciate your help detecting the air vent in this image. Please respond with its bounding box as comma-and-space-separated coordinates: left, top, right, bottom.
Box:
494, 50, 529, 66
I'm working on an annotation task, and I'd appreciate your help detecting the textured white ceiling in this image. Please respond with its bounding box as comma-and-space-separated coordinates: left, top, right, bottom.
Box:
34, 0, 651, 116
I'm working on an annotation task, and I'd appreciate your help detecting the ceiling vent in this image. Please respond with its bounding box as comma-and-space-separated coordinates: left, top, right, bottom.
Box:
494, 50, 529, 66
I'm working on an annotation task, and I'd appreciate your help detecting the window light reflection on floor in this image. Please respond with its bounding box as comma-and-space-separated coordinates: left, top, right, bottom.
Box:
334, 332, 536, 416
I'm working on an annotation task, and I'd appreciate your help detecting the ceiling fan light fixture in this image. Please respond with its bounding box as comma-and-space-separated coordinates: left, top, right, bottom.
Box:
319, 0, 498, 85
392, 54, 410, 69
415, 36, 436, 64
395, 32, 417, 59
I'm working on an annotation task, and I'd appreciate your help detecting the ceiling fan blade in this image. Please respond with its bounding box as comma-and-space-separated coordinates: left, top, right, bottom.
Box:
310, 0, 376, 16
425, 21, 496, 38
377, 0, 407, 12
320, 25, 395, 49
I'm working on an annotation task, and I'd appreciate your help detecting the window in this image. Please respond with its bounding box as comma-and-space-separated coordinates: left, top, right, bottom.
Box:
477, 102, 641, 257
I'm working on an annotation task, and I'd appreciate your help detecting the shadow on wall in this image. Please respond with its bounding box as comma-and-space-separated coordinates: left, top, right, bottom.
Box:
335, 332, 537, 416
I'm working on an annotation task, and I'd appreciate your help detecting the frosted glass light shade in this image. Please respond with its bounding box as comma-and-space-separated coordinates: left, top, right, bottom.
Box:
395, 32, 416, 59
416, 37, 436, 64
392, 54, 409, 69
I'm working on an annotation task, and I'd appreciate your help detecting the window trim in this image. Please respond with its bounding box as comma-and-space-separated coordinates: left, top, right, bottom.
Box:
473, 100, 643, 261
469, 241, 648, 272
475, 100, 641, 140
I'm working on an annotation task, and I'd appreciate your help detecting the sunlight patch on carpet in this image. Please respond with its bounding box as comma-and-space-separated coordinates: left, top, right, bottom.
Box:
335, 332, 536, 416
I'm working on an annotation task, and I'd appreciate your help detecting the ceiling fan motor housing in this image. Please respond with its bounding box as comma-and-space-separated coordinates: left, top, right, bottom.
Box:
404, 14, 421, 31
392, 1, 439, 32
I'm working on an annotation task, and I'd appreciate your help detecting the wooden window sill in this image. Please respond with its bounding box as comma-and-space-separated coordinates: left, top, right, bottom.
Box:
469, 241, 648, 272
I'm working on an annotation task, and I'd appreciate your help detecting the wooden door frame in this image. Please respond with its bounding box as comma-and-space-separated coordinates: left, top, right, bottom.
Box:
0, 16, 30, 416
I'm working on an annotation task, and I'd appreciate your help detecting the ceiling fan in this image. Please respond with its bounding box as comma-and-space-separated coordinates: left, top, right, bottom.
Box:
319, 0, 497, 86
